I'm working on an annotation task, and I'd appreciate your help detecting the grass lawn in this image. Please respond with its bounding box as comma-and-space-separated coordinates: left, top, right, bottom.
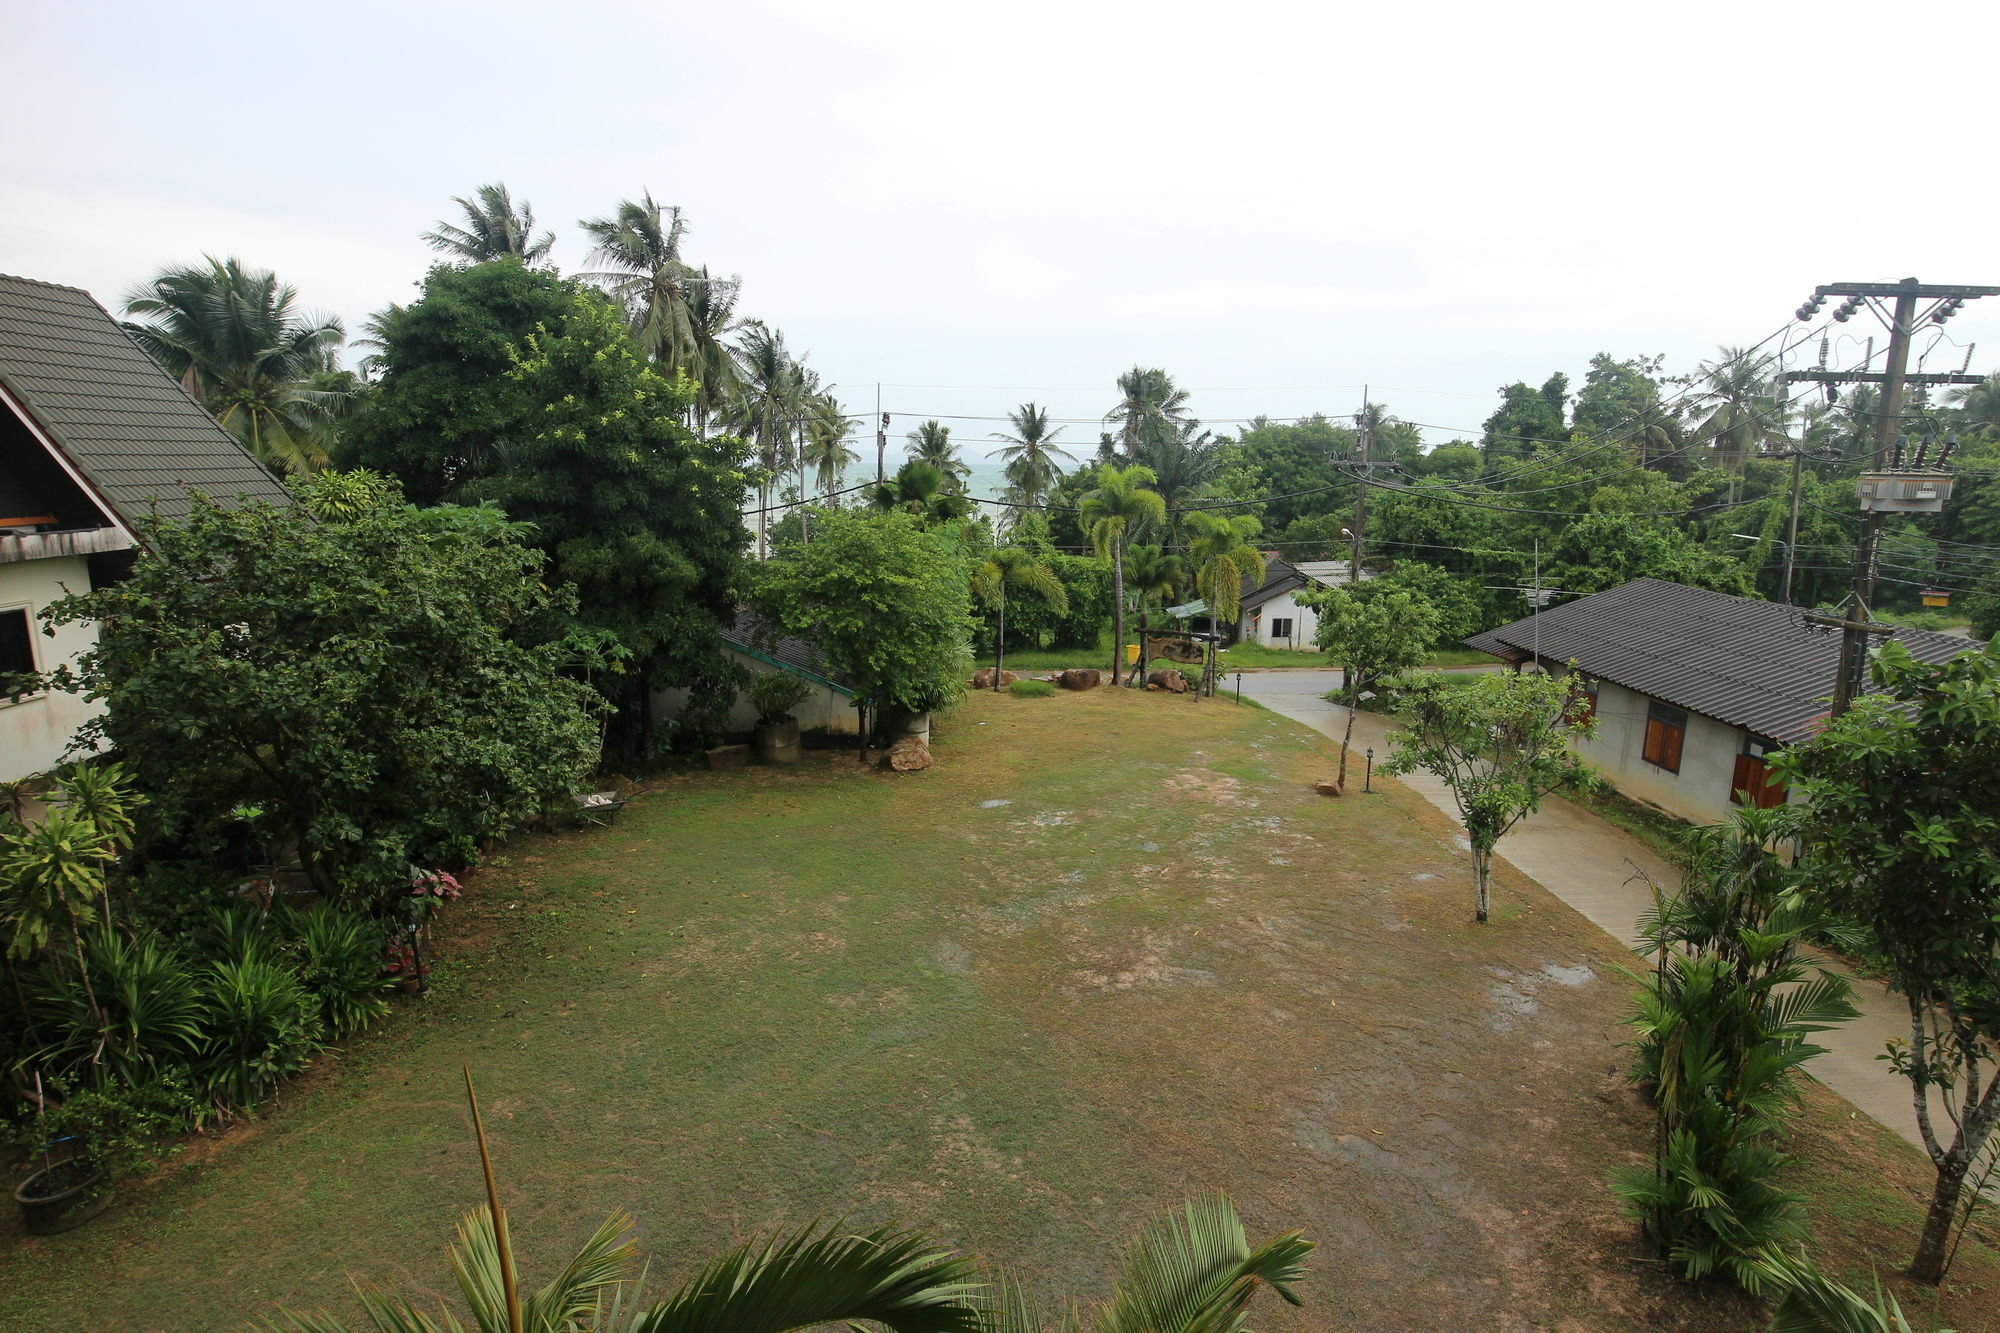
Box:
3, 690, 1993, 1331
998, 631, 1495, 675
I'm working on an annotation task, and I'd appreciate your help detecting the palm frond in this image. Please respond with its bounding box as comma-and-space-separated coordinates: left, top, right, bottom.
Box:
1089, 1195, 1310, 1333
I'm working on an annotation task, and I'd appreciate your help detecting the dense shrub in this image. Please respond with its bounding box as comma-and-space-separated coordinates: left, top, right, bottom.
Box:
1008, 679, 1055, 698
284, 907, 396, 1039
197, 956, 324, 1108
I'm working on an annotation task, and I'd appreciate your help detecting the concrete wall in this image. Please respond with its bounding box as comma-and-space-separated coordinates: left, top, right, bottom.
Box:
1551, 666, 1754, 827
0, 556, 104, 781
654, 649, 859, 737
1242, 589, 1320, 649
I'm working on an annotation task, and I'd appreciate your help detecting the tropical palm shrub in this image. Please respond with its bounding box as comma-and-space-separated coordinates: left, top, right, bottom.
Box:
747, 671, 814, 724
1611, 808, 1857, 1290
23, 930, 205, 1092
285, 907, 396, 1040
197, 955, 324, 1108
250, 1192, 1308, 1333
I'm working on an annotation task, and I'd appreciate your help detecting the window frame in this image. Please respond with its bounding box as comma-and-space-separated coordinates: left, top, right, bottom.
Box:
1640, 699, 1687, 773
0, 603, 43, 706
1730, 734, 1786, 809
1269, 616, 1294, 642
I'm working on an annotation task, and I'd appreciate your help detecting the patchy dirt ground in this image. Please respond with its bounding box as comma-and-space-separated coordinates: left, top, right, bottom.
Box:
2, 687, 1992, 1331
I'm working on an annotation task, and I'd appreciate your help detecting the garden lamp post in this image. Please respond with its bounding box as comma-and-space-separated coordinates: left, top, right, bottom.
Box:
1364, 747, 1374, 794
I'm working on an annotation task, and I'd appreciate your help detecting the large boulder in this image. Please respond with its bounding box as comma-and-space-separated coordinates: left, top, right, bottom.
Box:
1056, 668, 1103, 691
970, 668, 1019, 689
1146, 668, 1189, 694
884, 736, 934, 772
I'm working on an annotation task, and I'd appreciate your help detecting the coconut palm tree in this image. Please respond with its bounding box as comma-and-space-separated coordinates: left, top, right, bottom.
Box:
1946, 372, 2000, 442
805, 396, 859, 497
422, 183, 555, 266
576, 194, 729, 390
870, 461, 971, 527
1693, 347, 1783, 485
122, 257, 349, 476
1080, 464, 1166, 684
1123, 544, 1187, 673
972, 548, 1068, 688
906, 420, 968, 493
989, 402, 1074, 512
1132, 419, 1222, 537
682, 267, 744, 433
731, 322, 801, 559
1106, 366, 1193, 454
1182, 510, 1265, 694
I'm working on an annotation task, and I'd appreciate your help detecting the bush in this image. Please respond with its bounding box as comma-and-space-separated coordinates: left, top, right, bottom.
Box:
16, 1075, 205, 1181
284, 906, 395, 1039
197, 957, 324, 1108
21, 930, 204, 1093
1174, 664, 1203, 692
1009, 679, 1055, 698
747, 671, 813, 724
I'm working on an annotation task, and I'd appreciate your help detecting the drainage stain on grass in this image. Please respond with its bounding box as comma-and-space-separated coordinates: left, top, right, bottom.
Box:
2, 687, 1994, 1332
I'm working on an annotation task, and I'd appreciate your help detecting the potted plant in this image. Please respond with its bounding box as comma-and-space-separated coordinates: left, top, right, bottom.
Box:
12, 1079, 197, 1235
748, 672, 812, 764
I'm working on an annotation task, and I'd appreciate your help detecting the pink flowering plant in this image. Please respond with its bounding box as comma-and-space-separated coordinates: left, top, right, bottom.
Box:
405, 866, 463, 926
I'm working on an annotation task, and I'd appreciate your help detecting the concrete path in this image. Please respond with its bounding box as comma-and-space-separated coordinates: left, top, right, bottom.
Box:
1238, 669, 1948, 1166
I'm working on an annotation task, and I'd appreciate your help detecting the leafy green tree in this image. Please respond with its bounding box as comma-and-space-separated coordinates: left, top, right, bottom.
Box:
468, 294, 752, 756
1693, 347, 1782, 476
990, 402, 1074, 512
1572, 353, 1674, 451
1777, 638, 2000, 1283
971, 548, 1067, 687
422, 182, 555, 265
41, 476, 601, 907
1481, 375, 1570, 464
1946, 372, 2000, 441
1383, 670, 1595, 922
752, 512, 975, 739
1610, 810, 1856, 1291
1080, 464, 1166, 683
1212, 415, 1356, 530
1407, 440, 1483, 480
122, 257, 349, 476
1304, 586, 1440, 789
1545, 513, 1754, 600
1365, 561, 1493, 647
333, 260, 578, 504
905, 420, 968, 493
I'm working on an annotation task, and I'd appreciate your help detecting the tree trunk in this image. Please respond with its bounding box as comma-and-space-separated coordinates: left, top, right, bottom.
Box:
1910, 1161, 1969, 1283
1110, 545, 1126, 684
856, 701, 870, 764
1337, 685, 1356, 790
638, 666, 656, 761
757, 479, 770, 561
1473, 848, 1492, 923
995, 587, 1006, 691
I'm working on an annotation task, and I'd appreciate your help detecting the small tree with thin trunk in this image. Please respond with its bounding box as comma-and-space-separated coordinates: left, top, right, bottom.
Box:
1777, 637, 2000, 1284
1079, 464, 1165, 684
971, 548, 1068, 689
1381, 669, 1595, 923
1302, 586, 1441, 790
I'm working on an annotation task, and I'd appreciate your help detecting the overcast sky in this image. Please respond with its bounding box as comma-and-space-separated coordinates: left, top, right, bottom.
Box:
6, 0, 1997, 453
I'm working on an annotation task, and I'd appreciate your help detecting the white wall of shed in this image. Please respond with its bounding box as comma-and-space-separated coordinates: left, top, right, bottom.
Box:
0, 555, 104, 781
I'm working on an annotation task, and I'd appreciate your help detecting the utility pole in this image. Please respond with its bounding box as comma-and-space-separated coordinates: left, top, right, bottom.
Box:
1350, 385, 1370, 587
1789, 278, 1998, 714
1781, 446, 1803, 604
875, 384, 886, 484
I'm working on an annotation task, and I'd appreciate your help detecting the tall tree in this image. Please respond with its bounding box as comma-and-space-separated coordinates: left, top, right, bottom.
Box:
805, 397, 859, 496
869, 460, 971, 527
1778, 638, 2000, 1284
990, 402, 1074, 512
1480, 376, 1570, 464
1694, 346, 1782, 476
971, 548, 1067, 687
574, 192, 712, 384
906, 420, 968, 492
468, 293, 752, 756
122, 257, 348, 476
1106, 366, 1193, 454
332, 260, 577, 504
1080, 464, 1166, 684
1134, 420, 1224, 537
422, 183, 555, 266
1306, 586, 1440, 790
1383, 670, 1596, 923
1123, 544, 1186, 651
731, 322, 801, 559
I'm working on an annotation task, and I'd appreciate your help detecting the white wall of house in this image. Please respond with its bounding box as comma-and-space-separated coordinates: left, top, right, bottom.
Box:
1550, 666, 1769, 826
653, 650, 859, 737
1, 555, 104, 782
1242, 589, 1320, 649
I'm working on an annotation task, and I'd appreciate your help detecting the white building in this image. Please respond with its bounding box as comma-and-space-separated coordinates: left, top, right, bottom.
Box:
653, 609, 861, 737
1235, 557, 1372, 649
0, 274, 291, 783
1465, 578, 1984, 827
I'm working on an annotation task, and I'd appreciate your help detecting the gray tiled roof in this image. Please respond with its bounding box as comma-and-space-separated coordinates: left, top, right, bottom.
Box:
723, 608, 856, 693
1465, 577, 1984, 745
0, 274, 292, 524
1241, 557, 1305, 610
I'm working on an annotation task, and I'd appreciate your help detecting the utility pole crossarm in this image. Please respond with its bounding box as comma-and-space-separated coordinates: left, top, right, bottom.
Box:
1815, 282, 2000, 299
1780, 370, 1984, 386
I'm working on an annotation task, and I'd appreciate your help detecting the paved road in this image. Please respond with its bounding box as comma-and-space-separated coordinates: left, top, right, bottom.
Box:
1238, 668, 1949, 1165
